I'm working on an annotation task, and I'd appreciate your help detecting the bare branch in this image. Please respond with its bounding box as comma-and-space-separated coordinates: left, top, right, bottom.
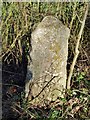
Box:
67, 3, 89, 89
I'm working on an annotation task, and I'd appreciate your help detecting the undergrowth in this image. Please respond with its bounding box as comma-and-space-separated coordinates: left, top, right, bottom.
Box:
1, 2, 90, 120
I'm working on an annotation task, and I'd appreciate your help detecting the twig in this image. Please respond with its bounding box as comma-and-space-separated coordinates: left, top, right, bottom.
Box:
11, 106, 23, 115
1, 69, 24, 76
1, 83, 23, 88
14, 103, 37, 118
73, 89, 90, 96
67, 4, 89, 89
28, 75, 60, 102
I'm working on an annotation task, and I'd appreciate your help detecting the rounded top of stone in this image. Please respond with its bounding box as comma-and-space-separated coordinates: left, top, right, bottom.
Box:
42, 16, 60, 23
38, 16, 62, 28
32, 16, 70, 41
33, 16, 70, 34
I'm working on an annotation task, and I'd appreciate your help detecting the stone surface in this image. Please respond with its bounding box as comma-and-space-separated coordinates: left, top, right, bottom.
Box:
25, 16, 70, 104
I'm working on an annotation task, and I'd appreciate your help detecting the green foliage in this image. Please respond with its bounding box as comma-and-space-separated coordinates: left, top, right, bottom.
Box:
18, 89, 90, 120
48, 109, 60, 120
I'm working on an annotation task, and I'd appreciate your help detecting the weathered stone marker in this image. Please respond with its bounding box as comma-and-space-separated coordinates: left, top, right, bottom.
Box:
25, 16, 70, 105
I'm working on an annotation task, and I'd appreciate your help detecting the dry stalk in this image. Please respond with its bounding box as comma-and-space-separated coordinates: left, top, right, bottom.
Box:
69, 3, 77, 31
1, 30, 22, 58
67, 3, 89, 89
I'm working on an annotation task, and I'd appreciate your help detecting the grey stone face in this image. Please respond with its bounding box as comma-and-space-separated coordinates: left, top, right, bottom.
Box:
25, 16, 70, 104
